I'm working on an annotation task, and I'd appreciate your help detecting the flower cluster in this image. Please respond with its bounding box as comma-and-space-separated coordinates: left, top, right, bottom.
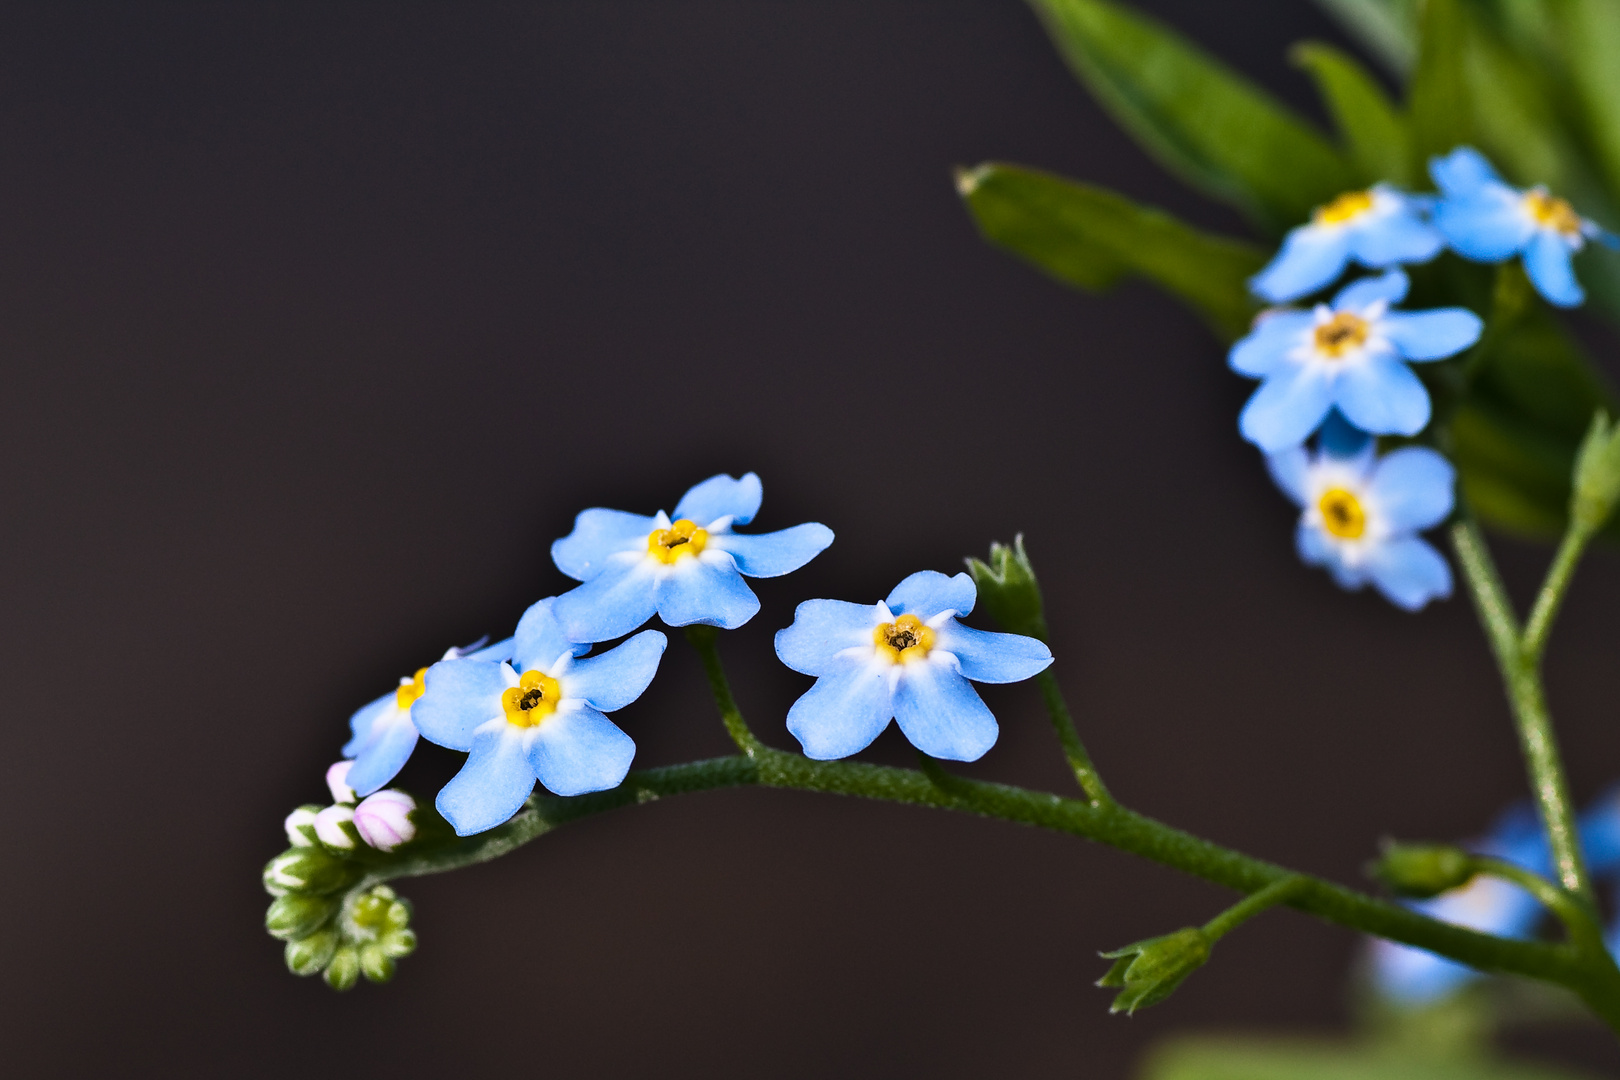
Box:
1232, 147, 1616, 610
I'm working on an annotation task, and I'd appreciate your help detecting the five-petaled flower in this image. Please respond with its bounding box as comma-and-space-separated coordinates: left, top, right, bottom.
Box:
1431, 146, 1619, 308
775, 570, 1052, 762
1230, 269, 1482, 452
1249, 184, 1443, 304
1266, 417, 1455, 611
551, 472, 834, 643
413, 598, 666, 836
342, 637, 513, 799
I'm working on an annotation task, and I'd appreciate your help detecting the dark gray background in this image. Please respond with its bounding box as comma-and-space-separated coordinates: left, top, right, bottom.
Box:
5, 2, 1619, 1076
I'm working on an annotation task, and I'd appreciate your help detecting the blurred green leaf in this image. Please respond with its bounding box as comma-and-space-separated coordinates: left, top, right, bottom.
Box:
1312, 0, 1419, 77
1407, 0, 1474, 160
1291, 42, 1415, 186
1559, 0, 1620, 198
1140, 1035, 1595, 1080
956, 162, 1265, 340
1027, 0, 1353, 232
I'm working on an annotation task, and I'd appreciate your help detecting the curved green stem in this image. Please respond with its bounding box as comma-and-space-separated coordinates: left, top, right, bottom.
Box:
1035, 669, 1113, 806
1472, 856, 1606, 955
1202, 875, 1308, 941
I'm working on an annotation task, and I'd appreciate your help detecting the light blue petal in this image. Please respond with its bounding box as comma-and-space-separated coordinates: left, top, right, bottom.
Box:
1239, 364, 1335, 452
934, 622, 1052, 684
528, 705, 635, 797
463, 636, 518, 662
1365, 536, 1453, 611
1333, 357, 1431, 436
551, 560, 661, 643
345, 713, 419, 797
1229, 311, 1313, 378
885, 570, 977, 619
655, 556, 760, 628
775, 599, 878, 676
708, 522, 834, 578
1333, 268, 1408, 311
512, 598, 577, 673
1348, 208, 1444, 267
413, 659, 509, 751
551, 508, 658, 583
893, 662, 998, 762
435, 726, 536, 836
1370, 939, 1479, 1004
1380, 308, 1482, 361
1249, 226, 1351, 303
343, 692, 394, 757
674, 472, 763, 526
1580, 789, 1620, 876
1318, 408, 1374, 460
1296, 521, 1333, 567
1265, 447, 1310, 506
561, 629, 666, 712
785, 662, 894, 760
1428, 146, 1503, 197
1523, 229, 1584, 307
1435, 192, 1534, 261
1368, 447, 1456, 532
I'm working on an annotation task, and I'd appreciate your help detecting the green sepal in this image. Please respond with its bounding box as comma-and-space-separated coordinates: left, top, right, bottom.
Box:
1026, 0, 1353, 232
964, 535, 1048, 642
1570, 411, 1620, 536
1097, 927, 1211, 1014
1290, 42, 1415, 187
265, 894, 340, 941
956, 163, 1264, 340
359, 944, 397, 985
285, 929, 339, 977
262, 846, 355, 897
1370, 841, 1476, 899
324, 947, 361, 991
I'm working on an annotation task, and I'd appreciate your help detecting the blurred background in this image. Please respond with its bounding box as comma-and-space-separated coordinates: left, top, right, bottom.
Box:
4, 1, 1619, 1075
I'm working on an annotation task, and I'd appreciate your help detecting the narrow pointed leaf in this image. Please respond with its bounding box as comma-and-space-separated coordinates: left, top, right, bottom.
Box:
1407, 0, 1474, 160
1311, 0, 1419, 77
1292, 42, 1415, 186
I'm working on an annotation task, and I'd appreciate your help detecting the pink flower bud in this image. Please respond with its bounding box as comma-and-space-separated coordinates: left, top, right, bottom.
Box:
354, 790, 417, 852
314, 804, 357, 849
326, 760, 356, 804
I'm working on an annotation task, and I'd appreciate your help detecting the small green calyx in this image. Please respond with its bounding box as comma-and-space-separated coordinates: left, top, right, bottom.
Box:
1370, 841, 1476, 899
266, 894, 340, 941
1097, 927, 1211, 1014
965, 534, 1048, 641
1570, 410, 1620, 535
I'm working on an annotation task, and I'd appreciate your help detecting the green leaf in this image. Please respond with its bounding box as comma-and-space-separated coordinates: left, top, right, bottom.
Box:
1311, 0, 1419, 77
1291, 42, 1415, 186
1140, 1036, 1596, 1080
1559, 0, 1620, 198
1407, 0, 1474, 161
1027, 0, 1354, 232
956, 162, 1265, 340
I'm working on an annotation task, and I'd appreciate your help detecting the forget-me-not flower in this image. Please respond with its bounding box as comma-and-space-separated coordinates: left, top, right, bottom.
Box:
1231, 269, 1482, 451
1431, 146, 1619, 308
1266, 416, 1455, 610
342, 637, 514, 798
551, 472, 834, 643
775, 570, 1052, 762
413, 598, 666, 836
1250, 185, 1443, 304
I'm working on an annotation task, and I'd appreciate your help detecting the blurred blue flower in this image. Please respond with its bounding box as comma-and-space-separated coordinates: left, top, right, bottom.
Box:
413, 598, 666, 836
342, 636, 513, 798
551, 472, 834, 643
1250, 185, 1443, 303
775, 570, 1051, 762
1431, 146, 1619, 308
1231, 270, 1482, 451
1266, 415, 1455, 611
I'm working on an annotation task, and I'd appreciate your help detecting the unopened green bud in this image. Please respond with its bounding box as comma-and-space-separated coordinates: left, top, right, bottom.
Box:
380, 928, 418, 959
964, 534, 1047, 640
283, 805, 322, 847
1097, 927, 1211, 1014
265, 894, 340, 941
1371, 841, 1476, 898
285, 929, 339, 976
325, 946, 361, 991
263, 846, 352, 896
360, 943, 396, 984
1571, 411, 1620, 534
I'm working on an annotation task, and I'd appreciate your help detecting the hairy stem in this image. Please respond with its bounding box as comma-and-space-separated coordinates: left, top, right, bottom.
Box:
1202, 875, 1308, 941
1035, 669, 1113, 806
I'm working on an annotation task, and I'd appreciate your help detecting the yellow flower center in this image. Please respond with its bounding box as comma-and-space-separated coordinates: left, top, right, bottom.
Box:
501, 669, 562, 728
1523, 189, 1582, 236
647, 518, 708, 565
395, 667, 428, 710
1312, 189, 1375, 226
1313, 312, 1369, 358
1318, 488, 1367, 539
873, 614, 935, 664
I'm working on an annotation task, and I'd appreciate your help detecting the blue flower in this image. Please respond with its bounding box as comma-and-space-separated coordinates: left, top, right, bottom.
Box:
1266, 418, 1455, 610
1231, 269, 1481, 451
413, 598, 666, 836
1250, 185, 1443, 303
775, 570, 1052, 762
550, 472, 834, 643
1368, 805, 1550, 1005
1430, 146, 1620, 308
342, 636, 514, 798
